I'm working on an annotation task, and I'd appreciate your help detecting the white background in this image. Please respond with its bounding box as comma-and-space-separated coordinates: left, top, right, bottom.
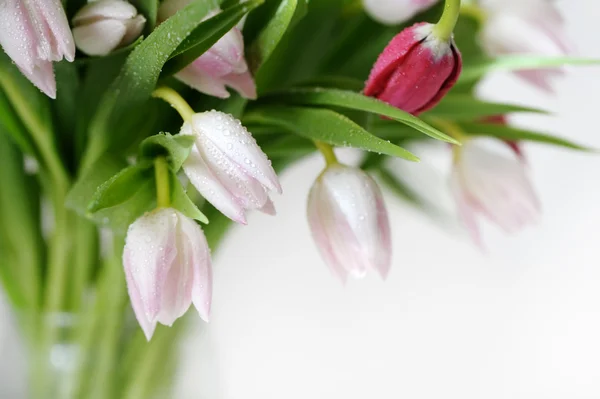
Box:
2, 1, 600, 398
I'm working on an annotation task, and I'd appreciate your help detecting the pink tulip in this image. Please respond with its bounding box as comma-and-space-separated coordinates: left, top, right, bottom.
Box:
480, 0, 572, 92
0, 0, 75, 98
364, 22, 462, 115
123, 208, 212, 340
159, 2, 256, 99
181, 111, 281, 224
307, 164, 392, 283
72, 0, 146, 56
363, 0, 438, 25
450, 139, 541, 246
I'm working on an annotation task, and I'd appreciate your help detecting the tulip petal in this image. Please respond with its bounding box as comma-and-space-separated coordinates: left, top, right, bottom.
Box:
452, 140, 541, 243
156, 214, 196, 326
124, 209, 178, 322
308, 165, 392, 281
72, 0, 139, 24
176, 65, 231, 98
363, 0, 437, 25
307, 181, 349, 283
178, 216, 212, 322
32, 0, 75, 62
190, 111, 281, 193
124, 253, 158, 340
222, 70, 257, 100
182, 137, 247, 224
17, 61, 57, 99
73, 20, 127, 56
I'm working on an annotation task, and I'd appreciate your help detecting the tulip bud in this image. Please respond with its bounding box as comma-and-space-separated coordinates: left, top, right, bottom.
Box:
450, 139, 540, 246
180, 110, 281, 224
72, 0, 146, 57
0, 0, 75, 98
307, 164, 391, 282
157, 2, 256, 99
479, 0, 572, 92
176, 10, 256, 99
123, 208, 212, 340
364, 22, 462, 115
363, 0, 438, 26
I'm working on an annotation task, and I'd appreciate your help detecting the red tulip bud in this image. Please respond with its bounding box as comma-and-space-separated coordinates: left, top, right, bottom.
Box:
364, 22, 462, 115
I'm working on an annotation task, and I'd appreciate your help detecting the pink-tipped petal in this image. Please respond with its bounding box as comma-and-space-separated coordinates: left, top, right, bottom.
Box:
123, 209, 214, 339
190, 111, 281, 193
0, 0, 74, 96
307, 165, 392, 282
32, 0, 76, 62
179, 216, 212, 322
307, 182, 349, 284
18, 61, 57, 99
123, 249, 158, 340
451, 139, 541, 245
176, 65, 231, 98
181, 129, 247, 224
223, 70, 257, 100
259, 197, 277, 216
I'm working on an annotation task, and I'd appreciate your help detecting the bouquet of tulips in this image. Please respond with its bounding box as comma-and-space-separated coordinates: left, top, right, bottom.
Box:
0, 0, 593, 397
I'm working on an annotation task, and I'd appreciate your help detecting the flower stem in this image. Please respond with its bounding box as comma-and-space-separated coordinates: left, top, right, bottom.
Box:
151, 86, 195, 122
155, 157, 171, 208
314, 141, 338, 166
433, 0, 462, 42
460, 3, 487, 25
426, 117, 468, 162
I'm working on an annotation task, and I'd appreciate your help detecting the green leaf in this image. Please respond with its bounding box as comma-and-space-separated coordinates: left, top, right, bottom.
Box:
66, 154, 129, 216
83, 0, 221, 172
298, 76, 364, 91
163, 0, 264, 76
246, 0, 305, 73
88, 165, 152, 213
268, 88, 458, 144
424, 94, 548, 121
92, 180, 156, 233
244, 106, 419, 161
457, 122, 595, 151
139, 133, 195, 171
169, 172, 209, 223
0, 88, 35, 155
459, 56, 600, 84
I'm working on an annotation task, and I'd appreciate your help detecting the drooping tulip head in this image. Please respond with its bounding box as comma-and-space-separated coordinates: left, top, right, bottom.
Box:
159, 2, 257, 99
307, 164, 392, 283
450, 139, 541, 246
0, 0, 75, 98
479, 0, 572, 92
72, 0, 146, 56
181, 111, 281, 224
123, 208, 212, 340
364, 22, 462, 115
363, 0, 438, 26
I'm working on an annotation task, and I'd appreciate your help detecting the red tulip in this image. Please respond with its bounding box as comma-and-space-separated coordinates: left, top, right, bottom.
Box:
364, 22, 462, 115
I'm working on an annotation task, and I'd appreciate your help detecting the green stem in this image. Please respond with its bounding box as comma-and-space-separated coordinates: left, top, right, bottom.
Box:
155, 157, 171, 208
69, 217, 98, 311
425, 117, 468, 162
460, 3, 487, 25
152, 86, 195, 122
314, 141, 338, 166
433, 0, 462, 42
